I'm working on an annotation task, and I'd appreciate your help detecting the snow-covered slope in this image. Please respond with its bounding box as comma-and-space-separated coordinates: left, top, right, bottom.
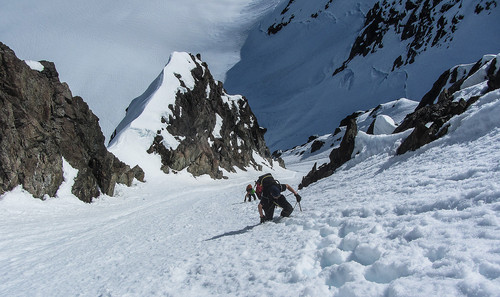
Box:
284, 52, 500, 189
1, 69, 499, 295
1, 2, 500, 296
225, 0, 500, 150
0, 0, 282, 142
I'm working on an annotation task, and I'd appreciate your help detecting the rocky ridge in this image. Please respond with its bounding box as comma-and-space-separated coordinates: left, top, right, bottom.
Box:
395, 53, 500, 154
109, 52, 276, 179
297, 53, 499, 188
0, 42, 144, 202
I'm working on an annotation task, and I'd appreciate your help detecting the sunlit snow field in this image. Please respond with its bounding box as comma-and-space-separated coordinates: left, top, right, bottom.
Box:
1, 89, 499, 296
1, 1, 500, 295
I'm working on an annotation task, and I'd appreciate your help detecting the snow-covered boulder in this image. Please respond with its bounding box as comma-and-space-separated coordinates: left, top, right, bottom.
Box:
368, 115, 397, 135
108, 52, 275, 180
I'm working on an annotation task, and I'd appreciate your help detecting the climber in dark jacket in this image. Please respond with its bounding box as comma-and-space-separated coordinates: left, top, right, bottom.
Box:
258, 182, 301, 223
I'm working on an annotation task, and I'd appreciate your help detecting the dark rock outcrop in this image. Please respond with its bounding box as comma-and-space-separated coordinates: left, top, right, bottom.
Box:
310, 140, 325, 153
394, 97, 474, 154
164, 57, 272, 178
0, 42, 143, 202
395, 54, 499, 154
299, 118, 357, 189
267, 0, 296, 35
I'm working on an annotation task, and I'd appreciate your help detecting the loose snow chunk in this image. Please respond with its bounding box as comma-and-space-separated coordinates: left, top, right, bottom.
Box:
24, 60, 44, 71
373, 115, 396, 135
213, 114, 223, 138
353, 243, 382, 265
365, 261, 412, 284
319, 247, 344, 267
403, 226, 425, 242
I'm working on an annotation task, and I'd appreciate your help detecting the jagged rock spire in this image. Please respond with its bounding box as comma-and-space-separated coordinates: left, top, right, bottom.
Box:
109, 52, 276, 179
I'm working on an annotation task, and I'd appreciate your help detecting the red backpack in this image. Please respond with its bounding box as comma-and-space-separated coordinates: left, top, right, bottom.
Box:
255, 183, 263, 198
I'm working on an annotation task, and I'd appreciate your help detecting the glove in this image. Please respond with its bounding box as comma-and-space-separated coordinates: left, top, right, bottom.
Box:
295, 193, 302, 202
260, 216, 266, 223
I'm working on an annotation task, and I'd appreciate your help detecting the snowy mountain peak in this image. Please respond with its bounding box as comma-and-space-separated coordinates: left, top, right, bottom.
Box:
109, 52, 276, 180
109, 52, 202, 143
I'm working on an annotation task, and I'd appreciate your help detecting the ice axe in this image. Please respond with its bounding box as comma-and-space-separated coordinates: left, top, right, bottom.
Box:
287, 195, 302, 211
287, 193, 302, 212
293, 201, 302, 212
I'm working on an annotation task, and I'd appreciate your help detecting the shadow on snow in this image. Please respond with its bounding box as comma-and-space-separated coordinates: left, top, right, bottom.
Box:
205, 224, 260, 241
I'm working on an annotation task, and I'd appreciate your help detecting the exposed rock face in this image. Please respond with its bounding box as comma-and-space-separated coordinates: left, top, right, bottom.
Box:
299, 118, 357, 189
160, 56, 272, 178
0, 42, 143, 202
395, 54, 500, 154
109, 52, 276, 179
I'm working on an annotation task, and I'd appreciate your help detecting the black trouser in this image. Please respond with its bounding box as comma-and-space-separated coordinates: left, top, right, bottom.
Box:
245, 193, 256, 201
262, 195, 293, 220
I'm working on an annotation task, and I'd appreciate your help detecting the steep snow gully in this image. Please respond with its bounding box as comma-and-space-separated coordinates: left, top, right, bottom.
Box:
1, 0, 500, 296
2, 86, 500, 296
